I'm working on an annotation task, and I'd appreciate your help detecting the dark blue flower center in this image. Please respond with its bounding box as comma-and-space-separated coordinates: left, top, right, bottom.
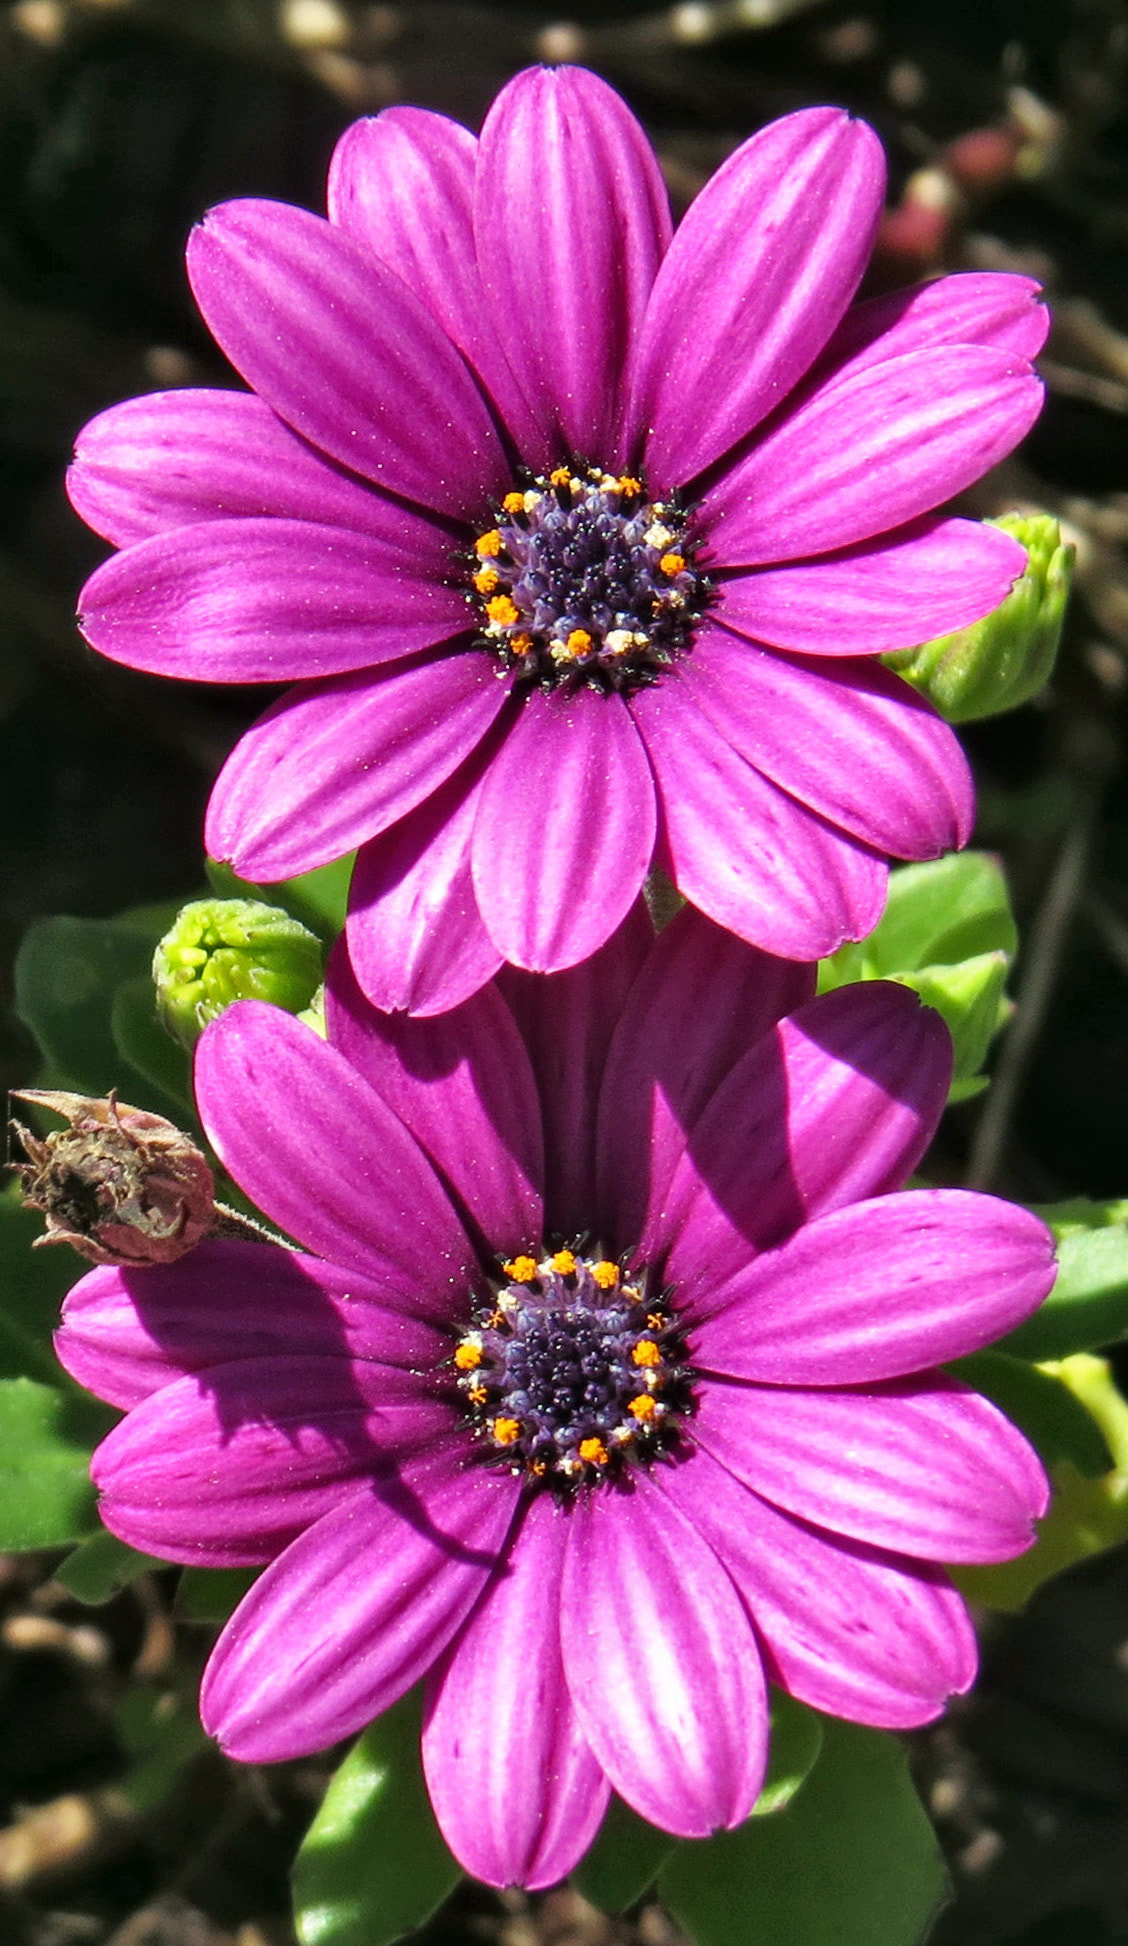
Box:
470, 465, 709, 694
454, 1247, 693, 1491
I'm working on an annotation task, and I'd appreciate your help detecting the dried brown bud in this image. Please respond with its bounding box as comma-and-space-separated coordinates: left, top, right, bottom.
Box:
8, 1091, 217, 1267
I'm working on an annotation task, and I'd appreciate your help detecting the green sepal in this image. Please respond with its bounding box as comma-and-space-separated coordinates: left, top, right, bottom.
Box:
1002, 1202, 1128, 1360
206, 853, 354, 945
659, 1718, 946, 1946
56, 1526, 166, 1605
950, 1349, 1112, 1477
0, 1378, 112, 1549
292, 1690, 460, 1946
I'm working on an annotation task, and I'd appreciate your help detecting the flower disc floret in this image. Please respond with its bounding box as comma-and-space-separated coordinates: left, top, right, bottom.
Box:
471, 466, 707, 691
455, 1248, 690, 1486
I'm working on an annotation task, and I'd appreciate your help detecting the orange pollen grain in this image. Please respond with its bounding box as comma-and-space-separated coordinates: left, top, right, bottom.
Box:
551, 1249, 577, 1275
468, 1383, 488, 1405
454, 1342, 482, 1371
579, 1437, 609, 1465
486, 594, 520, 626
628, 1394, 657, 1422
647, 1313, 666, 1331
502, 491, 527, 515
659, 552, 686, 577
475, 529, 503, 558
565, 629, 593, 657
510, 632, 533, 657
592, 1260, 620, 1289
631, 1340, 662, 1369
502, 1256, 538, 1284
473, 566, 500, 595
617, 475, 643, 496
549, 466, 573, 487
491, 1417, 521, 1446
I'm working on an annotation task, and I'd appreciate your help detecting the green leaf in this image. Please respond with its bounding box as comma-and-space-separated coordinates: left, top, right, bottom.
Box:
56, 1526, 165, 1605
111, 975, 193, 1118
575, 1797, 677, 1914
116, 1684, 208, 1812
1002, 1208, 1128, 1360
897, 952, 1010, 1088
751, 1691, 824, 1818
173, 1565, 259, 1623
14, 904, 184, 1111
293, 1691, 460, 1946
867, 852, 1017, 972
0, 1378, 112, 1549
951, 1349, 1112, 1477
660, 1718, 947, 1946
0, 1178, 80, 1384
206, 854, 354, 945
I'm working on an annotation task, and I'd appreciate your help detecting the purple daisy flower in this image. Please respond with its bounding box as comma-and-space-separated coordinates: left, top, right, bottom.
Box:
69, 67, 1046, 1015
56, 909, 1054, 1889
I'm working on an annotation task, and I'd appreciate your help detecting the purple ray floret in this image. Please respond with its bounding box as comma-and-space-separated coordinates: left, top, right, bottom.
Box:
56, 910, 1055, 1889
68, 66, 1047, 1014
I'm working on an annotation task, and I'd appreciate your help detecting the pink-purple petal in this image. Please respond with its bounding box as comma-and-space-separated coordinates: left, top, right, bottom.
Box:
716, 517, 1027, 657
345, 764, 503, 1017
54, 1242, 449, 1409
78, 518, 469, 683
692, 1189, 1057, 1384
700, 346, 1044, 565
597, 905, 814, 1249
561, 1474, 768, 1836
647, 981, 951, 1291
93, 1357, 446, 1565
195, 1003, 478, 1312
204, 653, 507, 880
475, 66, 671, 467
201, 1448, 520, 1762
657, 1446, 978, 1727
423, 1494, 609, 1890
632, 679, 887, 958
818, 271, 1050, 382
632, 108, 885, 490
472, 689, 656, 972
186, 199, 508, 520
682, 628, 974, 859
67, 390, 417, 547
327, 108, 551, 470
695, 1372, 1048, 1563
326, 941, 544, 1255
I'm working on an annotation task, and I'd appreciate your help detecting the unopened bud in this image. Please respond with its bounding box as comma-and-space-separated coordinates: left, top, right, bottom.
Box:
8, 1091, 217, 1266
153, 898, 323, 1050
885, 514, 1074, 723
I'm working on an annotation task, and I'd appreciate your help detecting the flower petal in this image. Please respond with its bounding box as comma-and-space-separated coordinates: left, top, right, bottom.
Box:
78, 518, 469, 683
700, 346, 1043, 565
472, 688, 656, 972
475, 66, 671, 466
326, 940, 544, 1256
632, 679, 887, 958
93, 1357, 447, 1564
55, 1242, 449, 1409
202, 1448, 520, 1761
423, 1494, 609, 1890
345, 762, 503, 1017
682, 628, 974, 859
646, 981, 951, 1292
205, 653, 508, 880
692, 1189, 1057, 1384
186, 199, 508, 520
500, 902, 654, 1240
561, 1473, 768, 1836
67, 390, 415, 547
818, 271, 1050, 382
328, 107, 551, 469
632, 108, 884, 490
716, 517, 1027, 657
195, 1002, 478, 1313
597, 905, 814, 1250
696, 1372, 1048, 1563
657, 1445, 977, 1727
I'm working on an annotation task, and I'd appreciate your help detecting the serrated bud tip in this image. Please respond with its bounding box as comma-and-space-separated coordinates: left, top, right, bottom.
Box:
152, 898, 323, 1049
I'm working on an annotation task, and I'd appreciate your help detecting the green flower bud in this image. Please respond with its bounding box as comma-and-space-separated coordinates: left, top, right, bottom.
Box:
884, 513, 1074, 723
153, 898, 323, 1049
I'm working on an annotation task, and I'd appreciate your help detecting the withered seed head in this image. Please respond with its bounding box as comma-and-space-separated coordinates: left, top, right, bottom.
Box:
8, 1090, 217, 1267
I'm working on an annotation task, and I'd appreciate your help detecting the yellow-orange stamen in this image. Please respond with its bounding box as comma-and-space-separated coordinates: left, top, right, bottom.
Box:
502, 1255, 538, 1284
659, 552, 686, 577
468, 1383, 488, 1406
565, 629, 593, 658
551, 1248, 577, 1276
454, 1341, 483, 1372
631, 1339, 662, 1369
628, 1394, 657, 1422
502, 491, 527, 515
549, 466, 573, 488
475, 529, 503, 558
592, 1260, 620, 1289
509, 632, 533, 657
491, 1417, 521, 1446
579, 1437, 609, 1465
486, 594, 520, 626
617, 475, 643, 496
473, 566, 500, 595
